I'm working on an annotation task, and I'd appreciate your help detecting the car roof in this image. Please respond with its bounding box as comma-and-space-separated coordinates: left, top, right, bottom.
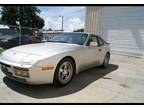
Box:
58, 32, 89, 35
59, 32, 99, 36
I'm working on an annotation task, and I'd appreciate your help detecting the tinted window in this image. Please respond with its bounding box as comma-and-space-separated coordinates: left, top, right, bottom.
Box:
9, 37, 19, 41
97, 36, 105, 46
99, 37, 107, 44
22, 36, 30, 41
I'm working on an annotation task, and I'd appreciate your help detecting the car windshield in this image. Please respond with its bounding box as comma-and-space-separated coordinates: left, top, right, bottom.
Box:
0, 30, 19, 40
47, 33, 87, 45
0, 35, 18, 40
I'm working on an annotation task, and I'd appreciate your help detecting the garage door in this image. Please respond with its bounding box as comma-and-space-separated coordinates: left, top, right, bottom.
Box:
101, 7, 144, 57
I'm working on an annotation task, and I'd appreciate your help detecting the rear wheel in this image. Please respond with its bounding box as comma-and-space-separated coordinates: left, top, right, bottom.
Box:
53, 58, 75, 87
102, 53, 110, 68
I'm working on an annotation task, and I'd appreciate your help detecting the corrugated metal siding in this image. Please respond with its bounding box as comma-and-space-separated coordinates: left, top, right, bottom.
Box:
85, 6, 144, 57
85, 7, 102, 35
101, 7, 144, 57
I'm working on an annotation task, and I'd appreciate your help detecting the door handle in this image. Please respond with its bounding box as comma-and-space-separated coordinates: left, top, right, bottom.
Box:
98, 48, 102, 51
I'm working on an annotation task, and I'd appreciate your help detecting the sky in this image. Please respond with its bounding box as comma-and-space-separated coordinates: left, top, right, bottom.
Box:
0, 6, 86, 31
38, 6, 85, 31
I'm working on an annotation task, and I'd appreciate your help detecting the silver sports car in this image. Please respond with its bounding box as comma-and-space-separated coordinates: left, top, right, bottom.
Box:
0, 32, 110, 87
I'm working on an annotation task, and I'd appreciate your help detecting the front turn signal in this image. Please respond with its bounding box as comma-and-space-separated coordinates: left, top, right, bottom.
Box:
42, 66, 54, 71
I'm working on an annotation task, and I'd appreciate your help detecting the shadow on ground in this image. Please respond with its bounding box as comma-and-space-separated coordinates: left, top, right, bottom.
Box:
3, 64, 118, 99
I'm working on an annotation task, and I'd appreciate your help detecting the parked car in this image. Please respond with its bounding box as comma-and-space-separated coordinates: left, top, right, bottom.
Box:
32, 36, 42, 43
0, 29, 19, 48
0, 35, 14, 48
0, 32, 110, 87
0, 35, 41, 49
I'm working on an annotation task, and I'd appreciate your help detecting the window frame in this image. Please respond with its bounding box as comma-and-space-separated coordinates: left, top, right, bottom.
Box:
97, 36, 108, 47
86, 34, 99, 46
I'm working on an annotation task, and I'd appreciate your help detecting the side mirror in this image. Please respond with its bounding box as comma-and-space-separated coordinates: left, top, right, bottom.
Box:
89, 42, 98, 47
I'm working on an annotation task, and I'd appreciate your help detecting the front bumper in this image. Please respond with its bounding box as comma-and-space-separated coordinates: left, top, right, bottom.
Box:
0, 58, 55, 85
1, 62, 27, 83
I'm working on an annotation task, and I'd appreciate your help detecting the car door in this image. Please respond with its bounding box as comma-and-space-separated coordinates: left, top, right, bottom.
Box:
8, 37, 19, 48
21, 36, 32, 45
82, 34, 99, 70
96, 36, 106, 65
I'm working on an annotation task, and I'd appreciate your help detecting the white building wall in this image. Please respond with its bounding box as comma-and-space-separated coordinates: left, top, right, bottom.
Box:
85, 7, 102, 35
85, 6, 144, 57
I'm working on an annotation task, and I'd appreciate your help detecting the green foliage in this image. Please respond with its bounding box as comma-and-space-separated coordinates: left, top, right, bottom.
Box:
73, 28, 84, 32
1, 6, 44, 35
0, 47, 5, 53
0, 18, 6, 25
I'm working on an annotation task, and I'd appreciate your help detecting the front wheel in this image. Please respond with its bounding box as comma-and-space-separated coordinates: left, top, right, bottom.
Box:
53, 58, 75, 87
102, 53, 110, 68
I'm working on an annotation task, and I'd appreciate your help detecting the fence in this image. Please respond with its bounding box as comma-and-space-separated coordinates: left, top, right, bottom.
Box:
0, 24, 62, 50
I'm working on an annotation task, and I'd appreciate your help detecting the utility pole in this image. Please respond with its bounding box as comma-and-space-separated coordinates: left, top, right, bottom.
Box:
59, 15, 64, 31
18, 6, 22, 45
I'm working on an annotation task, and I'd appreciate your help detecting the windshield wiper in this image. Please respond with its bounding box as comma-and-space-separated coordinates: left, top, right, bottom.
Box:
47, 40, 68, 43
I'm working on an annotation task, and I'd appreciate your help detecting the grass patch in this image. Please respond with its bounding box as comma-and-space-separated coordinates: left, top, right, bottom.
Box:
0, 47, 5, 53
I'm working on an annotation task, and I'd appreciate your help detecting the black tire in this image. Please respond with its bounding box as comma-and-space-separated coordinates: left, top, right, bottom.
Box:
53, 58, 75, 87
102, 53, 110, 68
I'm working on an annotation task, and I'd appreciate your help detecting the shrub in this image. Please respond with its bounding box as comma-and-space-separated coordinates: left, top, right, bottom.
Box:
0, 47, 5, 53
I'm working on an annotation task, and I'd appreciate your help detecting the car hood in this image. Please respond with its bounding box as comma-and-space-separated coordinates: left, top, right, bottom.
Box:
10, 42, 81, 55
0, 42, 82, 64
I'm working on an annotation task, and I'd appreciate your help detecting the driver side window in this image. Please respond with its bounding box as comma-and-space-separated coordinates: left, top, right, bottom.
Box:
87, 35, 98, 46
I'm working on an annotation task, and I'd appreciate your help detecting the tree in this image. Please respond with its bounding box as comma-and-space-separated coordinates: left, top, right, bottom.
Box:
0, 18, 6, 25
1, 6, 44, 35
73, 28, 84, 32
48, 28, 53, 31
